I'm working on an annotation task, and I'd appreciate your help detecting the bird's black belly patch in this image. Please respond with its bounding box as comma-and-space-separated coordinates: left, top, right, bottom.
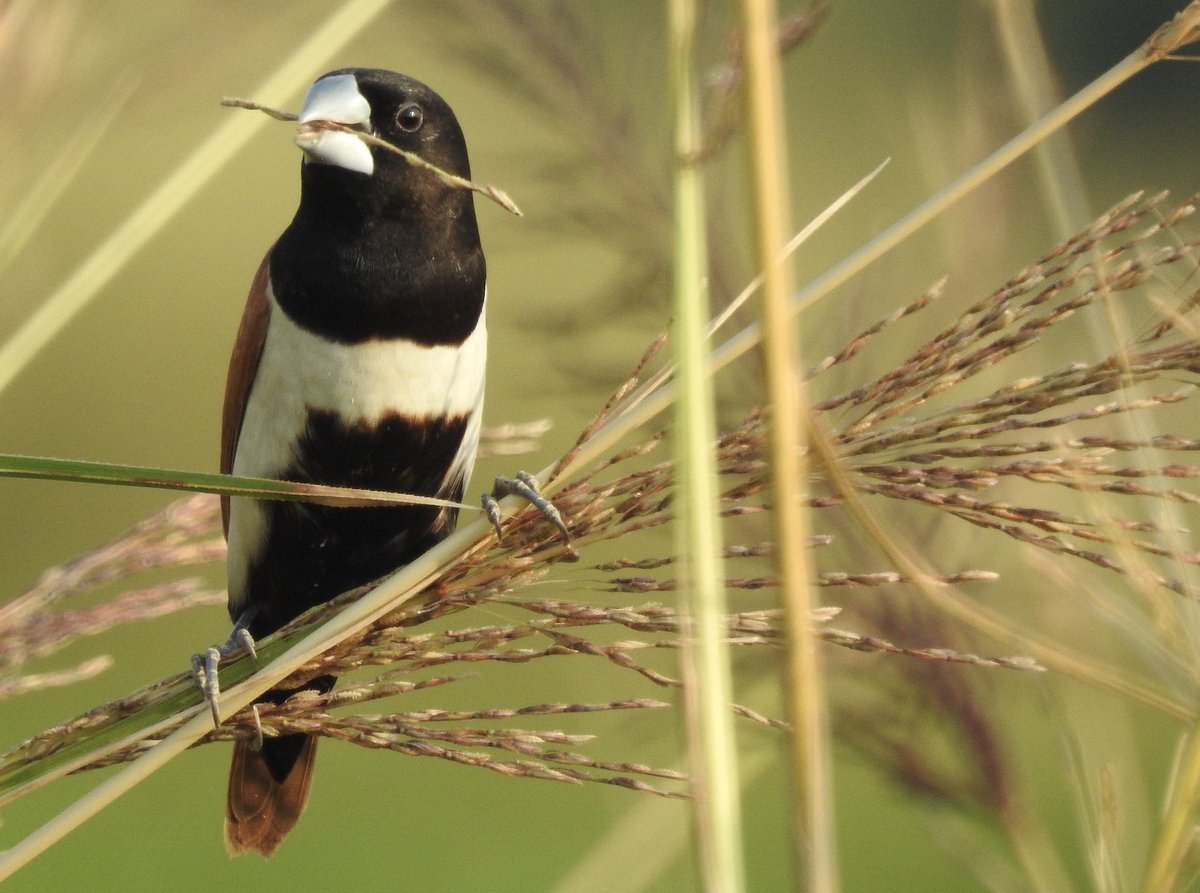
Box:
240, 408, 470, 639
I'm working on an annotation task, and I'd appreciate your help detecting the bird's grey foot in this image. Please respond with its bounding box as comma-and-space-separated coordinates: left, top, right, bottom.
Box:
191, 610, 258, 726
482, 470, 570, 545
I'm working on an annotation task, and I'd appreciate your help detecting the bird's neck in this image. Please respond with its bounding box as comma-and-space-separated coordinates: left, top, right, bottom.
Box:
270, 188, 485, 347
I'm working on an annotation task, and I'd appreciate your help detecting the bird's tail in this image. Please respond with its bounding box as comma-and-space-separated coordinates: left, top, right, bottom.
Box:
225, 733, 318, 858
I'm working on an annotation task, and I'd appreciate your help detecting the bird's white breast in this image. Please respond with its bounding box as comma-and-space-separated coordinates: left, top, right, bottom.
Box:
225, 281, 487, 612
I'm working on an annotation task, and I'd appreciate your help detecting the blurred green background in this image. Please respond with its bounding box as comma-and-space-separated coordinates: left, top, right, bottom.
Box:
1, 1, 1197, 890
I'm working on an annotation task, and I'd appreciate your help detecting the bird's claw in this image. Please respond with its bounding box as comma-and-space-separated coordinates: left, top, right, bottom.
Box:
234, 626, 257, 662
190, 649, 223, 726
191, 611, 258, 726
483, 470, 571, 545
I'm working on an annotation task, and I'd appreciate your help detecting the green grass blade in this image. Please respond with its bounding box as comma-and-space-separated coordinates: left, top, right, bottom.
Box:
0, 453, 473, 511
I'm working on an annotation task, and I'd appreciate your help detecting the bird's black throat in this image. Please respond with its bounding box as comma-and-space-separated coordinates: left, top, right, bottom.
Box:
270, 166, 486, 346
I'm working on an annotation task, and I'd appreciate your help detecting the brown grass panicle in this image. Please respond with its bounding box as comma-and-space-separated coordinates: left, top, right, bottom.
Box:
1, 184, 1200, 893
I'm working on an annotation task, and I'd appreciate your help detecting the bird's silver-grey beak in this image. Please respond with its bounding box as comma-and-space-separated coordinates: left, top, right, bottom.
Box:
295, 74, 374, 175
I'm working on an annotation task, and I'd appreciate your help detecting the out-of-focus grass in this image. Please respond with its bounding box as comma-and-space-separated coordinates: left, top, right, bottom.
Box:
1, 2, 1199, 892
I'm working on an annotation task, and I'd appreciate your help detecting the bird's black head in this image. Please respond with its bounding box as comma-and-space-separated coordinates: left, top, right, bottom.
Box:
274, 69, 486, 345
294, 68, 475, 221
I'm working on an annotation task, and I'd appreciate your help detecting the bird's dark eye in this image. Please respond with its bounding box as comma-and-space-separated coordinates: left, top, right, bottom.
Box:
396, 103, 423, 132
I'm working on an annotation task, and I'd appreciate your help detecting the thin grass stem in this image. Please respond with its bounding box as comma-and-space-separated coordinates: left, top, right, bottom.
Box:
669, 0, 745, 889
738, 0, 834, 889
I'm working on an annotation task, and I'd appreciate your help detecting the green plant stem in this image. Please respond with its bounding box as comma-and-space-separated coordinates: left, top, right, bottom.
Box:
669, 0, 745, 890
738, 1, 834, 890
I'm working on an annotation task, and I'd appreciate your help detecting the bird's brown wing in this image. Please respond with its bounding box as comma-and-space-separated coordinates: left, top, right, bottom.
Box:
220, 252, 273, 535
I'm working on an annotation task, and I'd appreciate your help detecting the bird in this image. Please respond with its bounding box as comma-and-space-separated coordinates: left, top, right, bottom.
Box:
212, 68, 488, 857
